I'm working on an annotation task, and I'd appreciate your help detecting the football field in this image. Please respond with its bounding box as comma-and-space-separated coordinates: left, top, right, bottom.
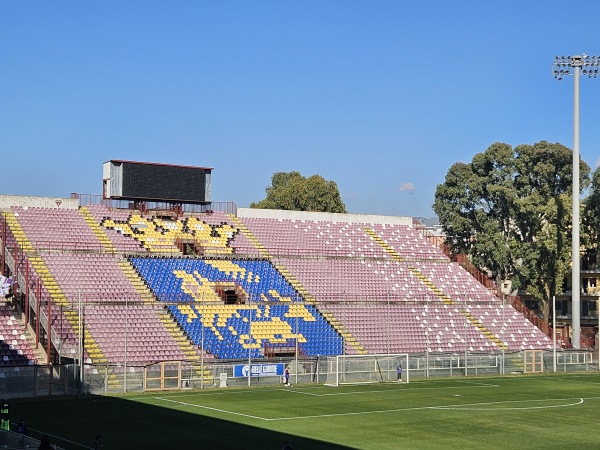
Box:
12, 372, 600, 449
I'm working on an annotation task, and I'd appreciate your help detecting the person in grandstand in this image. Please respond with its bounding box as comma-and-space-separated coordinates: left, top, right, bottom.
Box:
284, 367, 290, 386
396, 363, 403, 382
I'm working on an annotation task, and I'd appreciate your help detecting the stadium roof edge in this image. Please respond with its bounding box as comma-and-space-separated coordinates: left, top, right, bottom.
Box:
105, 160, 213, 171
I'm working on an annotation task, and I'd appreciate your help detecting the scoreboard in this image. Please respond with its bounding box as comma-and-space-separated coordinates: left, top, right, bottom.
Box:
103, 160, 212, 204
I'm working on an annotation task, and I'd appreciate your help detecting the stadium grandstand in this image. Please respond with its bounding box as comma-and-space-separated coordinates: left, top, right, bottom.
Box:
6, 161, 591, 400
0, 175, 567, 398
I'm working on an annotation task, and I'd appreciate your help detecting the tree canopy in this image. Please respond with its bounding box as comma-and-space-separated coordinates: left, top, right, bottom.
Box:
250, 171, 347, 213
433, 141, 591, 325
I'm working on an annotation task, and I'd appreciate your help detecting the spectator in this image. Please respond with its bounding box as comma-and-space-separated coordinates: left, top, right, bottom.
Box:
0, 399, 7, 417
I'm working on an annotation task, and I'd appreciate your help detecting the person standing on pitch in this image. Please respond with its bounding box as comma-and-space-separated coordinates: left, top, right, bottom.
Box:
284, 367, 290, 386
396, 363, 403, 382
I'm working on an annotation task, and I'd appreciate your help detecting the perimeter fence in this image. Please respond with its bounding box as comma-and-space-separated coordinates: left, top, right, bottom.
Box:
0, 349, 596, 399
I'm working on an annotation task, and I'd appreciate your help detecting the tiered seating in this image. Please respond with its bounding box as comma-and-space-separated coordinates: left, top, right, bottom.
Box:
279, 258, 438, 301
2, 205, 555, 364
40, 253, 189, 364
240, 217, 390, 257
43, 253, 140, 301
85, 205, 145, 253
467, 303, 552, 350
0, 306, 36, 366
370, 224, 448, 260
12, 206, 102, 251
130, 257, 343, 358
325, 303, 497, 354
410, 261, 496, 302
84, 304, 187, 363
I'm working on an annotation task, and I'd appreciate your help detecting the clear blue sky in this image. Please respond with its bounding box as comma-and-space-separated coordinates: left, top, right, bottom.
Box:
2, 1, 600, 218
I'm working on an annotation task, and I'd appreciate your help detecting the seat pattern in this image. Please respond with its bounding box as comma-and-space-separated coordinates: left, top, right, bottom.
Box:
130, 257, 343, 358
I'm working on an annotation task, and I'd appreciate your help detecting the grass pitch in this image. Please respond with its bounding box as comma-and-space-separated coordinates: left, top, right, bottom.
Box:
11, 372, 600, 449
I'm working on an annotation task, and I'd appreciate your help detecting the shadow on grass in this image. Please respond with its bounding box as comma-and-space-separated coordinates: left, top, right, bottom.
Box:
11, 393, 357, 450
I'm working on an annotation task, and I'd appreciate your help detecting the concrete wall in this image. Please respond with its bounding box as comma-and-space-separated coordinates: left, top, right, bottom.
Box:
0, 195, 79, 210
237, 208, 414, 226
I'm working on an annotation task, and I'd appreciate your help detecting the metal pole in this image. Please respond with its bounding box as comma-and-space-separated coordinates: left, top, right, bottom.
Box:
572, 62, 581, 349
247, 295, 252, 387
464, 297, 468, 376
78, 292, 83, 384
501, 294, 505, 375
387, 292, 390, 356
201, 295, 205, 389
124, 296, 128, 393
552, 54, 600, 348
553, 295, 557, 372
295, 314, 298, 385
425, 297, 429, 378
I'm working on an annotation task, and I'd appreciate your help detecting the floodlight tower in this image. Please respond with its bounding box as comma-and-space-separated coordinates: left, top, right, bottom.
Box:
552, 54, 599, 349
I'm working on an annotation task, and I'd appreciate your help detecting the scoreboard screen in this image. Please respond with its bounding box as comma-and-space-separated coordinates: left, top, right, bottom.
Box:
103, 160, 212, 204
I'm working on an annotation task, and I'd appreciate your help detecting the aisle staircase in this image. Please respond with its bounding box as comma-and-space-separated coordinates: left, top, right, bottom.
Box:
227, 215, 270, 257
2, 212, 110, 367
80, 207, 117, 253
365, 226, 509, 351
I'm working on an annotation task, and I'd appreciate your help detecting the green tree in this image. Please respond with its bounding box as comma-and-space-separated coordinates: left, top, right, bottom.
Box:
582, 167, 600, 250
433, 141, 590, 327
251, 171, 347, 213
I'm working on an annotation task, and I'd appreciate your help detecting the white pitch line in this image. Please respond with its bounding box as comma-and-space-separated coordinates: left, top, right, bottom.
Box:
298, 384, 499, 397
154, 396, 269, 421
266, 396, 598, 421
154, 394, 600, 422
553, 377, 600, 385
430, 397, 585, 411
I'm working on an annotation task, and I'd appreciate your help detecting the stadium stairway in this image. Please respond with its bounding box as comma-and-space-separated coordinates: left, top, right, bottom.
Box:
3, 212, 35, 253
3, 212, 122, 385
226, 215, 269, 257
79, 207, 117, 253
366, 226, 510, 352
319, 307, 368, 354
24, 257, 111, 367
120, 260, 212, 382
363, 228, 400, 260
